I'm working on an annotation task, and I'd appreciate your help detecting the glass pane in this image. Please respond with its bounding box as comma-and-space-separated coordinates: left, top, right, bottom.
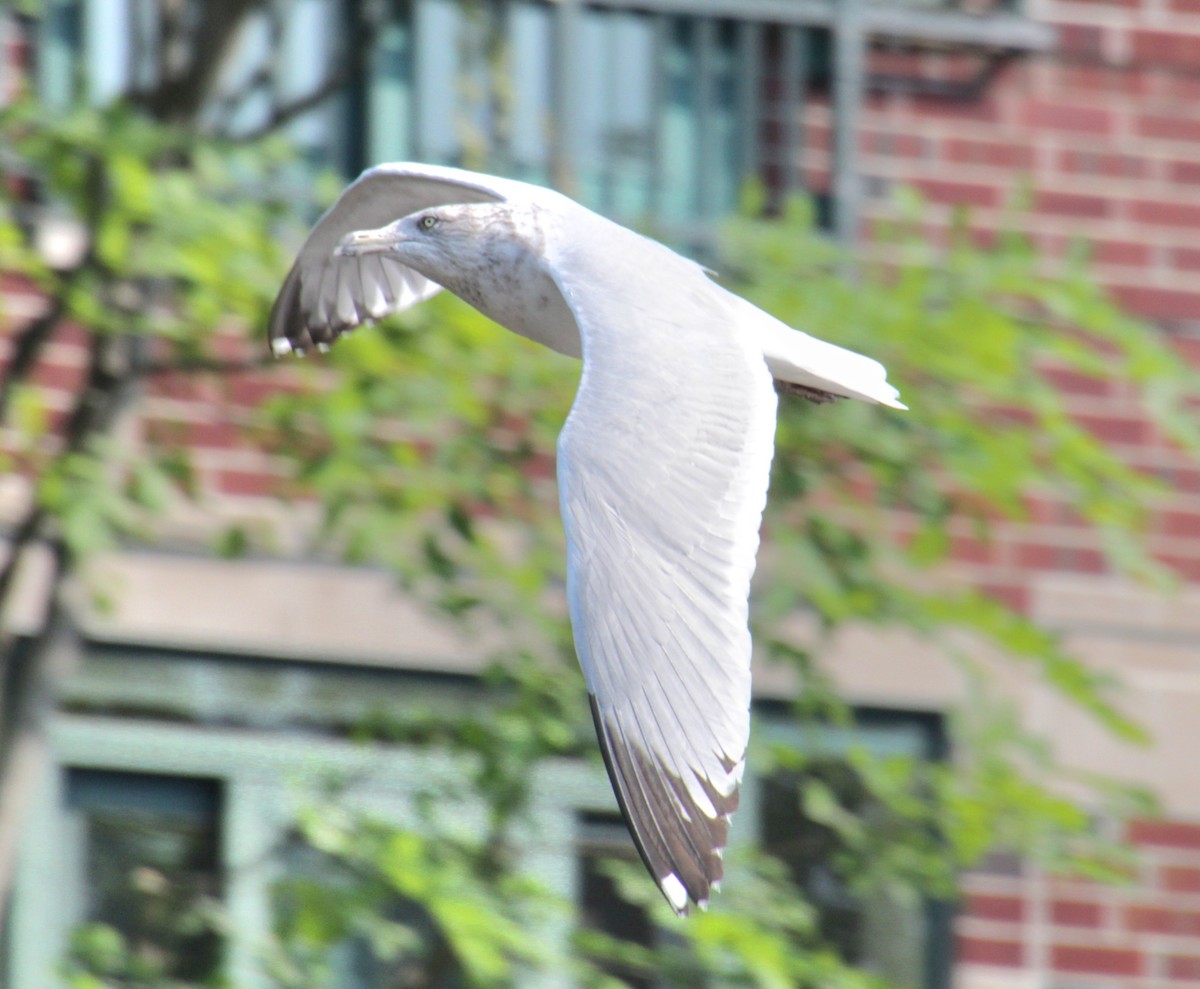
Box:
64, 769, 223, 985
508, 3, 553, 185
760, 760, 927, 989
657, 16, 697, 225
576, 812, 655, 989
272, 833, 468, 989
414, 0, 461, 164
368, 18, 416, 165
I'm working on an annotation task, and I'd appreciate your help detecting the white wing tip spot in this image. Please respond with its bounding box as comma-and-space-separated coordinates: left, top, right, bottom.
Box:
661, 873, 688, 913
270, 337, 293, 357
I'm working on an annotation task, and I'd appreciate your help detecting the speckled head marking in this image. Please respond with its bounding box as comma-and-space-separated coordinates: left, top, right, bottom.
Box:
337, 201, 549, 322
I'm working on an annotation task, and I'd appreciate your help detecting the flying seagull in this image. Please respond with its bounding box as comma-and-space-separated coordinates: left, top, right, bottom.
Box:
267, 162, 904, 914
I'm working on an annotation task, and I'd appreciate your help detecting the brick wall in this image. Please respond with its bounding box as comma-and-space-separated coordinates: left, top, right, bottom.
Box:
958, 821, 1200, 987
796, 2, 1200, 985
782, 0, 1200, 621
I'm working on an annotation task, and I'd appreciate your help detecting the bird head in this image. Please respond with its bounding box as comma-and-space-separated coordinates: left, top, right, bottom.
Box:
335, 202, 538, 291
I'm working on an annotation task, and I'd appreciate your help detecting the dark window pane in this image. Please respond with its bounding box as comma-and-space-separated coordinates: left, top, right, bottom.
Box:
272, 831, 467, 989
577, 812, 655, 989
760, 759, 928, 988
65, 769, 224, 984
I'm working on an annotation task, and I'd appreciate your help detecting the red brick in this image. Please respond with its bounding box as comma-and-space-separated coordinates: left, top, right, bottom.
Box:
1021, 100, 1115, 135
1059, 149, 1150, 179
1166, 467, 1200, 495
1073, 411, 1146, 445
959, 936, 1024, 967
1163, 74, 1200, 101
1130, 199, 1200, 228
1093, 240, 1152, 267
1171, 247, 1200, 273
1039, 365, 1115, 396
868, 49, 926, 77
183, 417, 240, 448
1126, 904, 1200, 936
1161, 554, 1200, 582
1035, 190, 1112, 219
1167, 955, 1200, 980
0, 272, 40, 296
912, 178, 999, 209
980, 581, 1030, 613
967, 893, 1025, 923
1014, 543, 1107, 574
1128, 819, 1200, 849
214, 469, 281, 498
30, 359, 87, 392
944, 138, 1034, 169
1054, 22, 1106, 58
1052, 64, 1152, 97
1162, 865, 1200, 893
1168, 160, 1200, 185
1131, 29, 1200, 69
910, 97, 1002, 125
949, 533, 998, 566
1051, 944, 1142, 977
226, 375, 278, 407
1174, 336, 1200, 363
1028, 497, 1088, 527
1051, 899, 1103, 927
1138, 115, 1200, 144
803, 121, 832, 153
1171, 0, 1200, 12
1162, 509, 1200, 539
1111, 285, 1200, 322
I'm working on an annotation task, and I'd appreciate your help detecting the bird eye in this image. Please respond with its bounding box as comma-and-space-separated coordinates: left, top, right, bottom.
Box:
418, 214, 439, 231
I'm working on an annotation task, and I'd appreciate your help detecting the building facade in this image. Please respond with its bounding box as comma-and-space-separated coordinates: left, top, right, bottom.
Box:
3, 1, 1200, 987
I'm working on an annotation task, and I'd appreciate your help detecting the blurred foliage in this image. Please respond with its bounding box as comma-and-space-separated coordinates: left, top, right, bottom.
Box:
2, 3, 1198, 986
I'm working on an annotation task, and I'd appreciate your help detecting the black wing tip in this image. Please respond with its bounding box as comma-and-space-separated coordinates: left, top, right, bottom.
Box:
587, 694, 734, 916
266, 266, 365, 360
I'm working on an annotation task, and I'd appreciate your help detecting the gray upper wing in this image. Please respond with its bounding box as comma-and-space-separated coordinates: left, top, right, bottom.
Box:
268, 163, 532, 354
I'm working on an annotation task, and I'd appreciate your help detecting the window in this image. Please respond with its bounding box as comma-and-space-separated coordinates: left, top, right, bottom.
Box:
271, 829, 469, 989
356, 1, 782, 230
62, 769, 224, 985
575, 708, 952, 989
756, 709, 952, 989
577, 811, 658, 989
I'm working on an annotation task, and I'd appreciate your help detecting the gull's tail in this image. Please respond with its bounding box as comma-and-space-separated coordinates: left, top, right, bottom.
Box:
735, 297, 906, 409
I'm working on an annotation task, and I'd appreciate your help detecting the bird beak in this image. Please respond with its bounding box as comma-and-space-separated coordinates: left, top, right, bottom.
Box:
335, 223, 404, 257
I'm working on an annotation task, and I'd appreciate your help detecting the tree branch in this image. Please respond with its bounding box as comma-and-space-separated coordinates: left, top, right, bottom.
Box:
228, 2, 377, 143
231, 73, 351, 143
136, 353, 276, 378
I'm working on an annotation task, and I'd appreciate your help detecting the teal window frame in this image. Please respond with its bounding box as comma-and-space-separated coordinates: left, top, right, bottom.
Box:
6, 642, 952, 989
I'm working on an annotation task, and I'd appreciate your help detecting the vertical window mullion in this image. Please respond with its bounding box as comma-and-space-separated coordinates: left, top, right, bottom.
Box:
780, 23, 807, 204
367, 4, 415, 165
694, 15, 714, 223
736, 19, 762, 201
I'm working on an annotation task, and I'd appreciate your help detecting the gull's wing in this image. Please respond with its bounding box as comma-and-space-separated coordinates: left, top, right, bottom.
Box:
550, 220, 778, 913
268, 163, 537, 354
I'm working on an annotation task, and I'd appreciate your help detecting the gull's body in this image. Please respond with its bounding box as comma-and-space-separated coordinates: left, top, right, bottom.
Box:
268, 163, 904, 914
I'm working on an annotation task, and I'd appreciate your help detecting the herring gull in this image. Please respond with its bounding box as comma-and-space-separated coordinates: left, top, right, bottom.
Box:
268, 162, 904, 914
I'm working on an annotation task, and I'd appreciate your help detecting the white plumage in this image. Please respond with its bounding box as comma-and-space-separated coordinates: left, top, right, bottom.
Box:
268, 162, 904, 914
